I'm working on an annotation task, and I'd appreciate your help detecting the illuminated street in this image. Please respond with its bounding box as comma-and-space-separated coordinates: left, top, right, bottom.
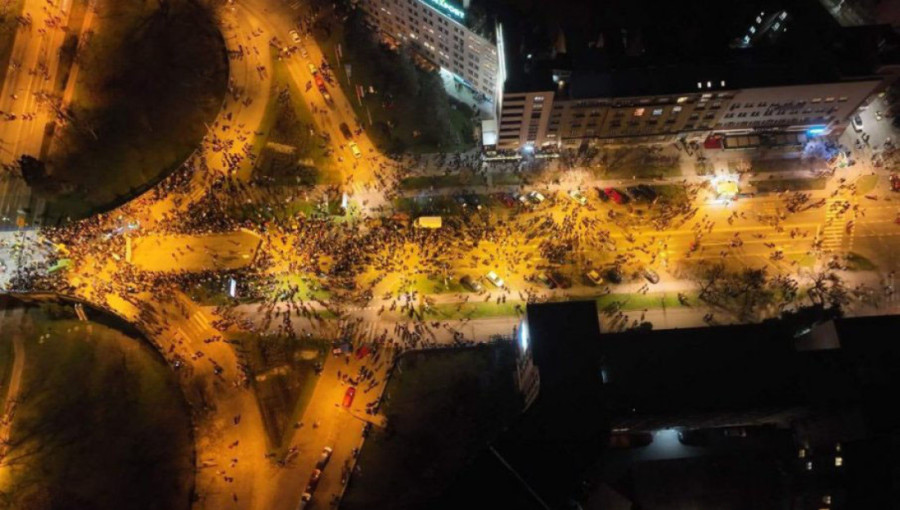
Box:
1, 0, 900, 508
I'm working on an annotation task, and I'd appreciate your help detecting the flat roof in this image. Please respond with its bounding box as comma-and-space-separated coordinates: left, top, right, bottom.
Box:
493, 0, 888, 96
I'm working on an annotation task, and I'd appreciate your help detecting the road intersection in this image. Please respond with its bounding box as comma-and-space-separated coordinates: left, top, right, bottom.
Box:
1, 0, 900, 509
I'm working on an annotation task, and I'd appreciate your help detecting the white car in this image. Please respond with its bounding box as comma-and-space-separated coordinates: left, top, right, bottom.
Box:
349, 142, 362, 158
567, 189, 587, 205
290, 30, 301, 43
852, 114, 863, 133
527, 191, 545, 204
485, 271, 505, 288
307, 63, 318, 75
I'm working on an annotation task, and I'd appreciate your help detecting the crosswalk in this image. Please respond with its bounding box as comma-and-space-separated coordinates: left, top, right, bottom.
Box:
820, 198, 852, 252
334, 318, 380, 345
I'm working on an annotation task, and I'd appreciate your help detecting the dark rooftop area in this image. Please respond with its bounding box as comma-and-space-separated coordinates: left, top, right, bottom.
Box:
485, 0, 898, 96
439, 302, 900, 510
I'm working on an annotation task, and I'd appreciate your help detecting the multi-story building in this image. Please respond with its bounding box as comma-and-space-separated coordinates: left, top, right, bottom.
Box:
491, 0, 899, 151
358, 0, 501, 100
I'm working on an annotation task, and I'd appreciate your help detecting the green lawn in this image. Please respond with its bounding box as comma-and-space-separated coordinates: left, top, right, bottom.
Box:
232, 332, 327, 450
845, 252, 877, 271
596, 147, 682, 178
0, 304, 193, 510
342, 345, 520, 510
752, 177, 827, 193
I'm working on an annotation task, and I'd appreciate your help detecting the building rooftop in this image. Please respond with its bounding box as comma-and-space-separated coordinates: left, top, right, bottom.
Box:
439, 303, 900, 509
492, 0, 896, 97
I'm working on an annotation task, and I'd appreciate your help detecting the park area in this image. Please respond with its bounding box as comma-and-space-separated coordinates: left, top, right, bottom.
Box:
0, 300, 193, 510
35, 0, 228, 221
341, 344, 520, 509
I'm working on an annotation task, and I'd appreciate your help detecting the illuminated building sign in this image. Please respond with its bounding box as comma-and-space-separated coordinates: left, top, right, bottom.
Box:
421, 0, 465, 20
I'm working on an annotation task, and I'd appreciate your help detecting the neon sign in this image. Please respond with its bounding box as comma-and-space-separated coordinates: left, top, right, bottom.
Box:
421, 0, 465, 20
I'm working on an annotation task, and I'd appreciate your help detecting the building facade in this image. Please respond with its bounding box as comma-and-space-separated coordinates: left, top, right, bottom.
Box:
496, 79, 881, 151
358, 0, 500, 100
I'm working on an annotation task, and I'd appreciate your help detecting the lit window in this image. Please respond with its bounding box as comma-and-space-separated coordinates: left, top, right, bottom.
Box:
697, 82, 703, 89
533, 96, 544, 102
677, 97, 688, 103
634, 108, 645, 117
806, 461, 813, 471
811, 98, 821, 103
835, 456, 843, 467
673, 106, 682, 112
652, 109, 663, 116
825, 97, 835, 102
707, 81, 712, 88
749, 26, 756, 34
780, 11, 787, 19
721, 80, 726, 87
756, 15, 762, 23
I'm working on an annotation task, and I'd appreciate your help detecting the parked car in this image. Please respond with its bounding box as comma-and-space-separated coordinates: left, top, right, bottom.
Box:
604, 188, 628, 204
637, 184, 657, 201
536, 272, 556, 289
642, 268, 660, 284
608, 432, 653, 449
595, 187, 609, 202
567, 189, 587, 205
585, 270, 604, 285
342, 387, 356, 408
316, 446, 334, 470
852, 114, 864, 132
494, 192, 516, 207
290, 30, 301, 43
527, 191, 546, 204
339, 122, 353, 140
605, 267, 623, 284
485, 271, 505, 288
306, 469, 322, 493
550, 271, 571, 289
307, 63, 318, 75
460, 275, 483, 292
349, 142, 361, 159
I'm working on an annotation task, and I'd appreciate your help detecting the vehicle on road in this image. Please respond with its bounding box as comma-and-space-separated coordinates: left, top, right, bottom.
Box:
299, 46, 308, 59
290, 30, 301, 43
316, 446, 334, 470
549, 271, 571, 289
637, 184, 657, 201
343, 387, 356, 408
605, 267, 623, 284
852, 114, 864, 132
349, 142, 361, 158
609, 432, 653, 448
536, 272, 556, 289
585, 270, 604, 285
642, 268, 660, 284
460, 275, 483, 292
527, 191, 546, 204
567, 189, 587, 205
339, 122, 353, 140
306, 469, 322, 493
605, 188, 628, 204
493, 192, 516, 207
485, 271, 505, 288
298, 492, 312, 509
307, 63, 318, 75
